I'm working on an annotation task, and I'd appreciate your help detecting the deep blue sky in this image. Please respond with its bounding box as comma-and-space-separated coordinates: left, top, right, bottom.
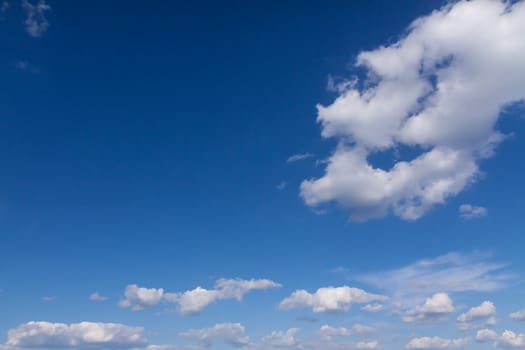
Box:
1, 1, 524, 350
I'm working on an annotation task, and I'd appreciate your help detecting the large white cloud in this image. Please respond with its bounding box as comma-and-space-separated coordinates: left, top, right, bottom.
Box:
5, 321, 147, 349
119, 278, 281, 314
301, 0, 525, 221
403, 293, 455, 323
279, 286, 387, 313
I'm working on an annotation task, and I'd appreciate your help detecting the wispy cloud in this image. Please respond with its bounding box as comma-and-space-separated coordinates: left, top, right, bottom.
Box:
89, 292, 109, 302
359, 252, 512, 305
22, 0, 50, 37
287, 153, 313, 163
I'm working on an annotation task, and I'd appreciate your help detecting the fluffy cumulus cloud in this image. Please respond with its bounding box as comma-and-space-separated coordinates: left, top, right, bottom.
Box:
119, 278, 281, 314
279, 286, 387, 313
459, 204, 488, 220
301, 0, 525, 221
178, 323, 250, 348
22, 0, 50, 37
510, 308, 525, 321
360, 252, 511, 303
4, 321, 147, 349
403, 293, 455, 323
476, 329, 525, 348
118, 285, 165, 311
457, 301, 497, 331
406, 336, 469, 349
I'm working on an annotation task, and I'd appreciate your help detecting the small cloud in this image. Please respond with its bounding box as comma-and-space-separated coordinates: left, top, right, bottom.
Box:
89, 292, 108, 302
403, 293, 455, 323
276, 181, 287, 190
510, 307, 525, 321
22, 0, 51, 38
361, 303, 384, 313
287, 153, 313, 163
41, 296, 57, 302
459, 204, 488, 220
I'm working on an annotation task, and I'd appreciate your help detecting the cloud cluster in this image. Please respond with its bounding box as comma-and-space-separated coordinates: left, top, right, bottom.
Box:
22, 0, 50, 37
5, 321, 147, 349
279, 286, 387, 313
476, 329, 525, 348
406, 336, 469, 349
119, 278, 281, 315
301, 0, 525, 221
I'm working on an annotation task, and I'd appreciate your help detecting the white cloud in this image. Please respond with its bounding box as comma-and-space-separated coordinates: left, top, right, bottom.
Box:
22, 0, 50, 37
356, 340, 379, 350
118, 285, 164, 311
360, 252, 511, 303
90, 292, 109, 302
279, 286, 387, 313
477, 329, 525, 348
457, 301, 496, 330
287, 153, 314, 163
361, 303, 384, 313
510, 308, 525, 321
403, 293, 455, 323
260, 328, 300, 348
178, 323, 249, 348
5, 321, 147, 349
459, 204, 488, 220
165, 278, 281, 315
119, 278, 280, 314
301, 0, 525, 221
318, 325, 352, 339
406, 336, 469, 349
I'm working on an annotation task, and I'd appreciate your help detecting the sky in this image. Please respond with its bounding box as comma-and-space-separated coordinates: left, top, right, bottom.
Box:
1, 0, 525, 349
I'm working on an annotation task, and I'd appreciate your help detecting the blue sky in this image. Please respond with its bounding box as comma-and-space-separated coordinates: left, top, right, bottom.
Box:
1, 1, 525, 349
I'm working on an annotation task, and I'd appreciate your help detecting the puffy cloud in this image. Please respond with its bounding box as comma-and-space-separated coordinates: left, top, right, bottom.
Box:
458, 301, 496, 322
406, 337, 469, 349
459, 204, 488, 220
5, 321, 147, 349
361, 303, 384, 313
360, 252, 512, 302
178, 323, 249, 348
119, 278, 280, 314
477, 329, 525, 348
287, 153, 314, 163
403, 293, 455, 323
22, 0, 50, 37
457, 301, 496, 331
301, 0, 525, 221
510, 308, 525, 321
165, 278, 281, 315
118, 285, 164, 311
279, 286, 387, 313
90, 292, 109, 302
